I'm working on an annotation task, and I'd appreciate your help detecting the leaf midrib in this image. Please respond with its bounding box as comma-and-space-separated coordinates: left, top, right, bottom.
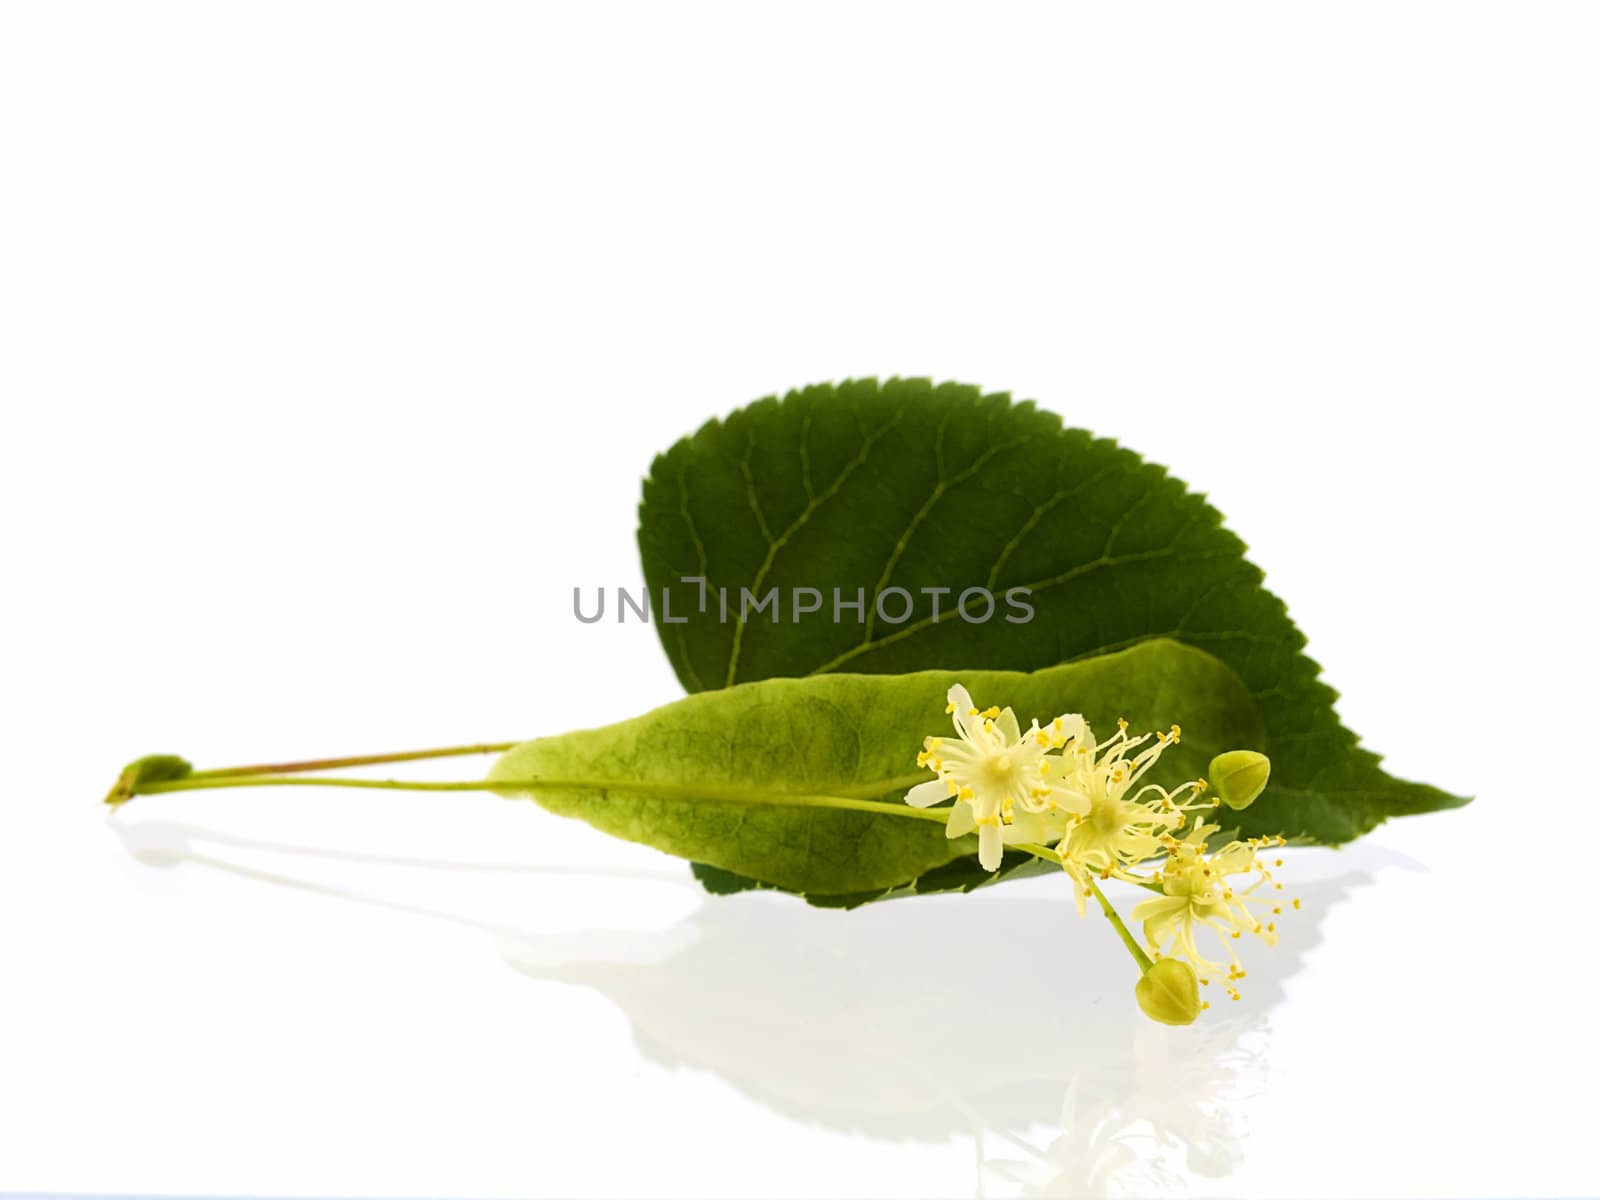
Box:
494, 772, 942, 821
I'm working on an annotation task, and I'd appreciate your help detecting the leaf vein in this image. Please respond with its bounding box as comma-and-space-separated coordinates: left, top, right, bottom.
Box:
809, 535, 1231, 674
861, 422, 1032, 641
984, 463, 1122, 590
722, 409, 904, 686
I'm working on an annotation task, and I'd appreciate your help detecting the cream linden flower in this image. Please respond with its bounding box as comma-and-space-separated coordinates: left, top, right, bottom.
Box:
1131, 823, 1292, 1003
1053, 718, 1209, 912
903, 684, 1057, 871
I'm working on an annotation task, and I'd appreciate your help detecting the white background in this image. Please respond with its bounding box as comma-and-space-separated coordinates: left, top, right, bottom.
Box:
2, 3, 1596, 1197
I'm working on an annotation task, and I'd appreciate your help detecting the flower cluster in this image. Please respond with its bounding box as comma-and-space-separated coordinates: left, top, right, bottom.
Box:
905, 684, 1210, 879
906, 683, 1288, 1022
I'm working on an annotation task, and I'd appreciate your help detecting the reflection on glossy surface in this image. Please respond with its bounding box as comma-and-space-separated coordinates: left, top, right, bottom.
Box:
110, 814, 1409, 1198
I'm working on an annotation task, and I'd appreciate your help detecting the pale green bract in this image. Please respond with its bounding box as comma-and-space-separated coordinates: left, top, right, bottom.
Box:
487, 639, 1261, 901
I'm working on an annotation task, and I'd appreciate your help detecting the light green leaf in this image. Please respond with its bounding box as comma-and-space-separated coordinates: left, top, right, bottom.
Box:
638, 377, 1465, 847
489, 640, 1261, 900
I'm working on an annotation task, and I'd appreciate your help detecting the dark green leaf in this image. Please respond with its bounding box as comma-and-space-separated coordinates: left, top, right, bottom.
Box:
638, 377, 1465, 847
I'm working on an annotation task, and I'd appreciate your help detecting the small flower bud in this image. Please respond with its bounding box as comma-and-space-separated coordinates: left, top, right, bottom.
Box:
1135, 957, 1202, 1026
1208, 750, 1271, 811
103, 754, 193, 806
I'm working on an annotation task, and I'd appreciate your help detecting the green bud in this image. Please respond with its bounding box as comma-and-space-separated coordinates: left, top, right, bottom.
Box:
104, 754, 192, 806
1208, 750, 1271, 811
1135, 957, 1202, 1026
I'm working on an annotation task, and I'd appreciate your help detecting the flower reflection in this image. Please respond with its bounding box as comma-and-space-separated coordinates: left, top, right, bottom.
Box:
110, 812, 1407, 1198
983, 1018, 1265, 1196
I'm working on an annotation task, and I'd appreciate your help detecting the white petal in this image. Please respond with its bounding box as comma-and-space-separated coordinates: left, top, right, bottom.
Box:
933, 742, 977, 772
995, 707, 1021, 744
1054, 713, 1089, 743
1130, 895, 1186, 933
1052, 786, 1092, 817
905, 779, 950, 808
945, 802, 977, 839
979, 824, 1003, 871
1063, 861, 1090, 916
1010, 737, 1049, 773
947, 684, 979, 739
1006, 811, 1059, 844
